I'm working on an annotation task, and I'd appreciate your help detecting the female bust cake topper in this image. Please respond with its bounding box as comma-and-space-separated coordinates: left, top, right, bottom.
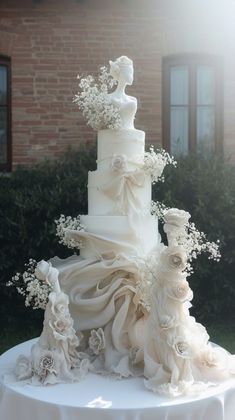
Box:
109, 56, 137, 130
74, 55, 137, 131
109, 56, 134, 87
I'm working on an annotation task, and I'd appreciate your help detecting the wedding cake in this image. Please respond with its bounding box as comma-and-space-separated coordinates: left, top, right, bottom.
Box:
11, 56, 235, 397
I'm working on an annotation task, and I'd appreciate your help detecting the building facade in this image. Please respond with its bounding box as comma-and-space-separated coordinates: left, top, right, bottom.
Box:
0, 0, 235, 170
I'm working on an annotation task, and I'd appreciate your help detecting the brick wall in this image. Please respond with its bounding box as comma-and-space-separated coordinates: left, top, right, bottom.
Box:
0, 0, 235, 167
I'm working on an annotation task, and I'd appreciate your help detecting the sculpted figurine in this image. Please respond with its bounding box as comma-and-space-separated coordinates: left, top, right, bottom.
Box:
109, 56, 137, 130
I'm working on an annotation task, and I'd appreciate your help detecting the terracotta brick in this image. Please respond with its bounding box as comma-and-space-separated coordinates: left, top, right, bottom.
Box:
0, 0, 234, 168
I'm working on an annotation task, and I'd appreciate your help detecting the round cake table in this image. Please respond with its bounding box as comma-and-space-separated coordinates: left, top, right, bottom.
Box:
1, 339, 235, 420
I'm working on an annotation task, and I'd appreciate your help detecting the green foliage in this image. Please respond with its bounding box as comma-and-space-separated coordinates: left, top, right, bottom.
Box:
0, 148, 235, 333
152, 153, 235, 322
0, 145, 96, 329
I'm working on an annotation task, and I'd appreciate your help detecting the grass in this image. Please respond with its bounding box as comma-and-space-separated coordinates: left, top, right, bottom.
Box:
1, 320, 235, 355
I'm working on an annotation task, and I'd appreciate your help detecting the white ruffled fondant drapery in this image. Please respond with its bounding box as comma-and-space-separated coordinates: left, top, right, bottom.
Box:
51, 233, 148, 376
50, 230, 235, 395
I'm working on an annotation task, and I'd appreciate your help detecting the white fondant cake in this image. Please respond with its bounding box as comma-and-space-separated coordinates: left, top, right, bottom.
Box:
82, 119, 159, 261
12, 55, 235, 398
83, 114, 158, 258
88, 129, 152, 221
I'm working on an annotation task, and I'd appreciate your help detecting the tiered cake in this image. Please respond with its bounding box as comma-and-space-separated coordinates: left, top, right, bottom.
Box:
80, 128, 158, 259
11, 56, 235, 397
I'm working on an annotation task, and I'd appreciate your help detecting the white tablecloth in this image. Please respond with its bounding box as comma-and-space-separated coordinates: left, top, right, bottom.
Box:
1, 339, 235, 420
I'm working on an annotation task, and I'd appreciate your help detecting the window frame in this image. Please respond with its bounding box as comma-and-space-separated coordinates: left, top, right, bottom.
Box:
0, 55, 12, 171
162, 54, 223, 155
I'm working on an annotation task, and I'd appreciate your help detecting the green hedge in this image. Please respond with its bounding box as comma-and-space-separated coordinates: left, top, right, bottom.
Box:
0, 148, 235, 333
152, 154, 235, 322
0, 145, 96, 330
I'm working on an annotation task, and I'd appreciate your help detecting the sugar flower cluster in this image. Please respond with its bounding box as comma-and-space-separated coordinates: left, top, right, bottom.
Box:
14, 261, 90, 385
143, 243, 195, 397
151, 202, 221, 272
55, 214, 85, 250
143, 239, 226, 397
73, 66, 121, 130
7, 259, 52, 310
136, 243, 192, 314
29, 291, 87, 384
143, 147, 177, 184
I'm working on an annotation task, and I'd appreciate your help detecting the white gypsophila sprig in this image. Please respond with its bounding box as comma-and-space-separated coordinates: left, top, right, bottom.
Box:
98, 66, 117, 90
176, 222, 221, 264
73, 66, 121, 131
6, 259, 52, 310
55, 214, 85, 250
151, 200, 169, 220
135, 254, 160, 312
143, 147, 177, 184
151, 201, 221, 271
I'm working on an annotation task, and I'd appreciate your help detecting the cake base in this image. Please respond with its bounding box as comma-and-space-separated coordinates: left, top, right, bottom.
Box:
1, 339, 235, 420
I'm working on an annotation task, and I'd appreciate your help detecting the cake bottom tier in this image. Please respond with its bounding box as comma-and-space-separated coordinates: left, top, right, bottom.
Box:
80, 214, 160, 259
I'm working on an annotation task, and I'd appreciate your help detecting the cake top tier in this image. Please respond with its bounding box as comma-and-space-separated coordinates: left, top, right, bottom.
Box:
97, 128, 145, 170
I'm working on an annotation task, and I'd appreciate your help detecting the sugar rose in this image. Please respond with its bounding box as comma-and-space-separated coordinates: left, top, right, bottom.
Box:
50, 292, 70, 318
197, 346, 226, 369
168, 336, 191, 359
159, 314, 176, 330
167, 281, 193, 302
174, 340, 190, 358
32, 349, 59, 381
39, 353, 55, 375
49, 317, 73, 338
15, 355, 32, 380
160, 246, 187, 273
111, 154, 127, 172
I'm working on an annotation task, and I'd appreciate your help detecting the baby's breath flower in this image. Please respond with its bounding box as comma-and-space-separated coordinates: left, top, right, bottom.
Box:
150, 201, 168, 219
143, 147, 177, 184
135, 253, 160, 312
73, 66, 121, 131
7, 259, 52, 310
55, 214, 85, 250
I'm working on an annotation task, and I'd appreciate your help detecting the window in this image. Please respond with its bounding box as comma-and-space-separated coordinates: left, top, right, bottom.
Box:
162, 55, 223, 156
0, 56, 11, 171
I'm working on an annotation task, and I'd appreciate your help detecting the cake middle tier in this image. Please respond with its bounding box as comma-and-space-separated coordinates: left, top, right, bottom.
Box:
88, 169, 152, 215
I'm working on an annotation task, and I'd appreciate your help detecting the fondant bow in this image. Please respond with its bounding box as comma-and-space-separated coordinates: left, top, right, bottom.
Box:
99, 170, 146, 215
